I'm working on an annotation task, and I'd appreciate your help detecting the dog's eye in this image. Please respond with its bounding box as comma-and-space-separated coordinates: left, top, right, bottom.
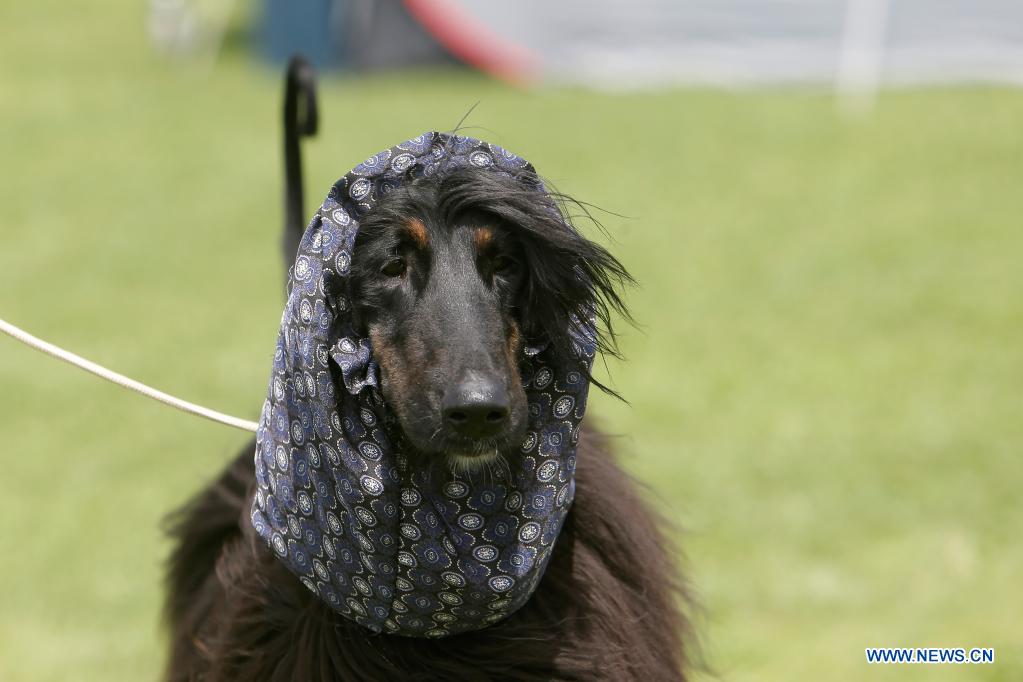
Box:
492, 255, 518, 274
380, 258, 407, 278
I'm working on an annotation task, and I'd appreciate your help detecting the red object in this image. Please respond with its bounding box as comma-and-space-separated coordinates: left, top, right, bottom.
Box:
402, 0, 539, 86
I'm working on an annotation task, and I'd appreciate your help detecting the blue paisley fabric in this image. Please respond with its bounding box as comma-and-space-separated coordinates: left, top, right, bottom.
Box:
251, 132, 596, 638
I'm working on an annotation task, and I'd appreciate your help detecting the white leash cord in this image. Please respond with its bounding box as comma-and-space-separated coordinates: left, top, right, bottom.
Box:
0, 316, 258, 433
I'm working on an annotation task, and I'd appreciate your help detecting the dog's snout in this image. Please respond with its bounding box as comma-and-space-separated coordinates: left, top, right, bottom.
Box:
442, 378, 510, 438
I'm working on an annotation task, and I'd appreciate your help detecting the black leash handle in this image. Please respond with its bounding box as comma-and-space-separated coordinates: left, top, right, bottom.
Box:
282, 55, 319, 278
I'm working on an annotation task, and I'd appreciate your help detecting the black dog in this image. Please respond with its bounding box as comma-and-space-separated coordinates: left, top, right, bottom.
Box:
163, 59, 693, 681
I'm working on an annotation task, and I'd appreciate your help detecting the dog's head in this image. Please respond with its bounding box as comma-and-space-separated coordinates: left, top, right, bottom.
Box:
349, 168, 630, 469
256, 134, 634, 635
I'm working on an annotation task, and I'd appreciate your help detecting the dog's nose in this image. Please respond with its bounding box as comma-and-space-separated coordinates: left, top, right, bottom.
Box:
442, 379, 509, 438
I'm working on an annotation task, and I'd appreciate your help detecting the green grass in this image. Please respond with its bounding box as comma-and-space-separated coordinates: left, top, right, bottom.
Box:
2, 2, 1022, 680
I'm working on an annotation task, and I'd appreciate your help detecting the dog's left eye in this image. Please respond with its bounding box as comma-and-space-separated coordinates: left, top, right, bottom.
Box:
381, 258, 407, 278
491, 255, 518, 275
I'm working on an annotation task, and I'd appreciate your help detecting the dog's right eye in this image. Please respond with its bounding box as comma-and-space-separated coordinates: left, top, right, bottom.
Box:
380, 258, 407, 278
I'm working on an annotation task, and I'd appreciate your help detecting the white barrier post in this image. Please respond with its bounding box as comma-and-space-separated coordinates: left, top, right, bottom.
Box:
836, 0, 890, 117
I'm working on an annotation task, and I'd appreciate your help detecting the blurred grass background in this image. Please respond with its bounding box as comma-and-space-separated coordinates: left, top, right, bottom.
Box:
1, 1, 1021, 680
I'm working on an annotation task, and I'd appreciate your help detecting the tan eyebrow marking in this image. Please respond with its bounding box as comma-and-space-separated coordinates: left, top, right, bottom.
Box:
473, 226, 495, 252
404, 218, 428, 249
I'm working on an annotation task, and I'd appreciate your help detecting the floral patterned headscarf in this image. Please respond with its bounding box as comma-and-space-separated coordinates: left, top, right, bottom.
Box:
251, 132, 596, 638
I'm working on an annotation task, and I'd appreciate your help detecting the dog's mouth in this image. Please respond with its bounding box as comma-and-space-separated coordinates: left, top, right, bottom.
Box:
444, 448, 510, 477
397, 422, 521, 475
436, 433, 518, 474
